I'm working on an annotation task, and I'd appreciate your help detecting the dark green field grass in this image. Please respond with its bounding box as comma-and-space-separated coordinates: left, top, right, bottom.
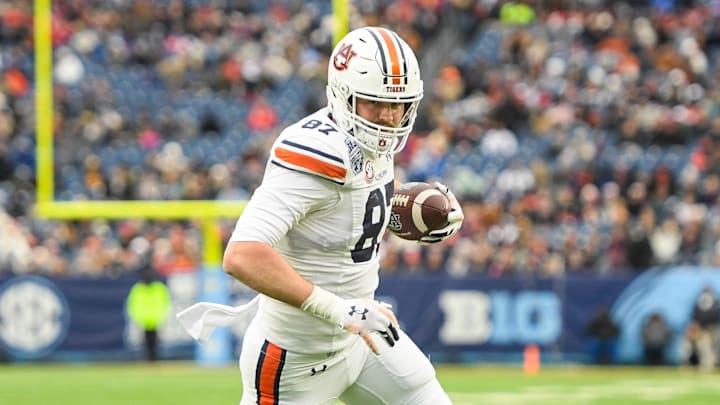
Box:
2, 362, 719, 404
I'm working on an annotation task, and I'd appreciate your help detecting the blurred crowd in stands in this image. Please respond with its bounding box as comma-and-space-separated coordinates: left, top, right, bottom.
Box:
2, 0, 720, 278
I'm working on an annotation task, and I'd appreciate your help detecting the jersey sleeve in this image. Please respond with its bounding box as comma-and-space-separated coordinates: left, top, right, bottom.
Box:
269, 127, 349, 185
228, 166, 339, 246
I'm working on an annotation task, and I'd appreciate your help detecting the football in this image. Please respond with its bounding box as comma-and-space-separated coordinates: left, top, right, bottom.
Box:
388, 182, 451, 241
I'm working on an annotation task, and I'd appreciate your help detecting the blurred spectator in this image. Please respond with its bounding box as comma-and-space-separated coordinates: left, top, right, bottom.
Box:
152, 224, 200, 276
246, 97, 279, 132
679, 321, 701, 368
586, 308, 620, 365
641, 312, 672, 366
650, 217, 682, 265
626, 208, 654, 271
496, 160, 535, 198
126, 269, 172, 362
480, 121, 519, 158
0, 207, 31, 273
499, 1, 536, 26
689, 285, 720, 371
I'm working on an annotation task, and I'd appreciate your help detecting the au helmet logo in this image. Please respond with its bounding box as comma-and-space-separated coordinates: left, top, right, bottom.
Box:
333, 43, 356, 71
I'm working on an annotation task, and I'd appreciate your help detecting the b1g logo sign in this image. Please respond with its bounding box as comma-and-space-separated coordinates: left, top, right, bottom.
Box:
0, 276, 70, 359
438, 290, 561, 345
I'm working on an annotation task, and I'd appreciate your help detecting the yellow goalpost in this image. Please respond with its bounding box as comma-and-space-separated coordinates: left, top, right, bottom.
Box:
33, 0, 349, 254
33, 0, 246, 363
33, 0, 348, 363
32, 0, 244, 272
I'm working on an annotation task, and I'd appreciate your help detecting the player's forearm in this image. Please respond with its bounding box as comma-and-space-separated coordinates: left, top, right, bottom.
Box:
223, 241, 313, 307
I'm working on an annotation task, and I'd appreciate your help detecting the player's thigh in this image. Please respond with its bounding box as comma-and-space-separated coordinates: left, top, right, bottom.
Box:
340, 329, 451, 405
239, 320, 359, 405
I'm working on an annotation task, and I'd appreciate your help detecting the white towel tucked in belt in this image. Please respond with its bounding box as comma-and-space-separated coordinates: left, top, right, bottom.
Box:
176, 295, 260, 343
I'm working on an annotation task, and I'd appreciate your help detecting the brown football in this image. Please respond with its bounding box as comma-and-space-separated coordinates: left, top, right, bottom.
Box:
388, 182, 450, 241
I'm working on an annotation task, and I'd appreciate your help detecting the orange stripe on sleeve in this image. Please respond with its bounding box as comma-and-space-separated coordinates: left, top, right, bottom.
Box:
377, 28, 401, 85
258, 342, 284, 405
275, 147, 346, 180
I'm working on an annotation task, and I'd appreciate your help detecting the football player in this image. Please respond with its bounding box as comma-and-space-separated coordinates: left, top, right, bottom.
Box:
215, 27, 462, 404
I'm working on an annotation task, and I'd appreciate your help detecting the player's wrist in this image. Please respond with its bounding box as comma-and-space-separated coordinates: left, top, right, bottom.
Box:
300, 285, 344, 328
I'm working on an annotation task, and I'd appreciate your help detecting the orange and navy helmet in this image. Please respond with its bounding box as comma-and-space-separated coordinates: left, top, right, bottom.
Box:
327, 27, 423, 155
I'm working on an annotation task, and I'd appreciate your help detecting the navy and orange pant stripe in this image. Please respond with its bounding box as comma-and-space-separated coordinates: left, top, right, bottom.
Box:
255, 340, 287, 405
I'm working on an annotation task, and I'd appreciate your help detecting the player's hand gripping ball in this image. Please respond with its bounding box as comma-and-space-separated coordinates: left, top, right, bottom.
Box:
389, 182, 452, 241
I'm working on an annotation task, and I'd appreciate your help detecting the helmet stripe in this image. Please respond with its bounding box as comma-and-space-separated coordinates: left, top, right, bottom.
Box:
364, 28, 389, 84
389, 31, 409, 85
376, 28, 402, 85
365, 27, 405, 85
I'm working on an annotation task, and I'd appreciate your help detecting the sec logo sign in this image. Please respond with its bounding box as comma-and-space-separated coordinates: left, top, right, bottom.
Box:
0, 276, 70, 359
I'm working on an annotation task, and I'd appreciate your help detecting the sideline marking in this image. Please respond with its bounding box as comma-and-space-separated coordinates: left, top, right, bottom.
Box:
448, 377, 720, 404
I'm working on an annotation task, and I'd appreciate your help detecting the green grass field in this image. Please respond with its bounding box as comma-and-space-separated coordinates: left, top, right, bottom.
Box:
1, 362, 719, 404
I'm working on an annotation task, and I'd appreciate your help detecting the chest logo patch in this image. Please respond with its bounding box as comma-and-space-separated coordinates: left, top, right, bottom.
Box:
364, 161, 375, 183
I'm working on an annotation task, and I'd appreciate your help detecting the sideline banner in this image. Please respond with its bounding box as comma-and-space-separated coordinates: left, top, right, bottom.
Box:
376, 275, 629, 356
1, 268, 718, 363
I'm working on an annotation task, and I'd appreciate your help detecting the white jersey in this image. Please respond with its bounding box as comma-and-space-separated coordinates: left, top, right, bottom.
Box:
229, 107, 395, 354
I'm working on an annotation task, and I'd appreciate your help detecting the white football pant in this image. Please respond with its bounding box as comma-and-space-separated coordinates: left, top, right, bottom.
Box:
238, 316, 451, 404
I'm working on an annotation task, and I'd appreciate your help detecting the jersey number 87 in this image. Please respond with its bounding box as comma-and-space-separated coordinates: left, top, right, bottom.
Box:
351, 181, 393, 263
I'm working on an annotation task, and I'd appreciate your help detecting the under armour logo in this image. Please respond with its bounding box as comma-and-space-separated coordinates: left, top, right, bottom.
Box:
348, 305, 369, 320
310, 364, 327, 376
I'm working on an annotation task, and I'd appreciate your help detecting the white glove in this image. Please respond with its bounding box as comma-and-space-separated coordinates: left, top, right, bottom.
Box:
301, 287, 400, 354
419, 182, 464, 244
339, 299, 400, 353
